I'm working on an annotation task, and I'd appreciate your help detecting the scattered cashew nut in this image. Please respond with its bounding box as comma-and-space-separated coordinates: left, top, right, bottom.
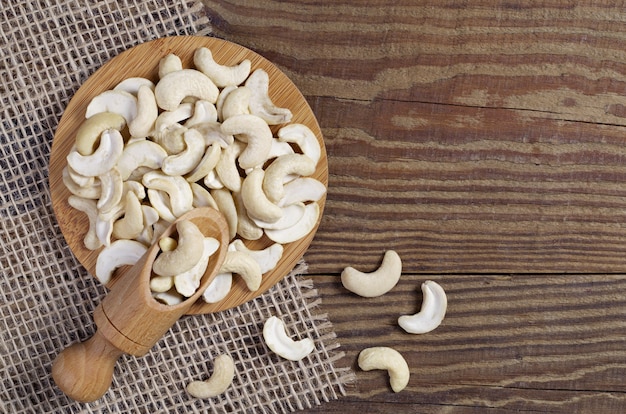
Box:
398, 280, 447, 334
358, 347, 410, 393
186, 354, 235, 399
341, 250, 402, 298
263, 316, 315, 361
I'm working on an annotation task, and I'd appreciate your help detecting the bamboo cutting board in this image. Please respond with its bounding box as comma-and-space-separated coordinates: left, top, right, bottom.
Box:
49, 35, 328, 315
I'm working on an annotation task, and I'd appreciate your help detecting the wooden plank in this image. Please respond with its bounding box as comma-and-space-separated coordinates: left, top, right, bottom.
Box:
308, 274, 626, 412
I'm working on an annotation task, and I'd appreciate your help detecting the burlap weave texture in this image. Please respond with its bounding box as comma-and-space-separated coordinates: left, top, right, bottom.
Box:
0, 1, 352, 412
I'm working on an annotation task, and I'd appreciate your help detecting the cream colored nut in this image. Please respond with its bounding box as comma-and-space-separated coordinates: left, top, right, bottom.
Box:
186, 143, 221, 183
358, 347, 410, 393
202, 273, 233, 303
230, 239, 283, 274
264, 202, 320, 244
158, 54, 183, 78
154, 103, 194, 134
161, 128, 206, 176
174, 237, 220, 297
112, 191, 144, 240
278, 177, 327, 207
215, 140, 244, 193
159, 236, 178, 252
68, 195, 102, 250
66, 164, 95, 189
96, 167, 123, 215
185, 100, 218, 127
95, 203, 124, 247
220, 86, 251, 121
253, 202, 305, 231
245, 69, 292, 125
75, 112, 126, 156
86, 90, 138, 123
277, 123, 321, 166
153, 289, 183, 306
63, 167, 101, 199
216, 85, 237, 122
155, 69, 219, 111
204, 169, 224, 190
150, 276, 174, 293
113, 77, 155, 95
95, 239, 147, 285
398, 281, 447, 334
147, 189, 177, 223
341, 250, 402, 298
190, 182, 219, 210
123, 180, 146, 201
221, 114, 273, 170
115, 139, 168, 180
154, 124, 187, 155
262, 154, 316, 203
142, 171, 193, 218
263, 316, 314, 361
186, 354, 235, 399
136, 205, 160, 245
241, 168, 283, 223
232, 190, 263, 241
152, 220, 205, 277
128, 85, 158, 138
193, 121, 234, 148
194, 46, 252, 87
220, 251, 262, 291
66, 129, 124, 177
211, 187, 238, 241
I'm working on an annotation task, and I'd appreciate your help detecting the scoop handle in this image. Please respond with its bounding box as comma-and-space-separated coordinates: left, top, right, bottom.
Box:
51, 329, 124, 403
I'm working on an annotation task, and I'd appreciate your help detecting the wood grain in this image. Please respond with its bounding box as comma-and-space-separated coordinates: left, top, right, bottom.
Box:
48, 36, 328, 314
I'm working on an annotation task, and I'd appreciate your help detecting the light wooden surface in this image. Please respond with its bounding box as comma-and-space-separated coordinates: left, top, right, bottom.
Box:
200, 1, 626, 412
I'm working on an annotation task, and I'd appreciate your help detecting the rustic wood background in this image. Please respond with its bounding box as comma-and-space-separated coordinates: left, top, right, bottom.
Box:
201, 1, 626, 412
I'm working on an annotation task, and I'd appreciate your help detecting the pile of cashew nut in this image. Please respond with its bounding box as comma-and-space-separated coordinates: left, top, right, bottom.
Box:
64, 46, 326, 305
340, 250, 448, 393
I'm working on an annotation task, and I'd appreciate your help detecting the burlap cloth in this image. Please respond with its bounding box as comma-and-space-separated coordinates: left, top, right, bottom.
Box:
0, 1, 354, 412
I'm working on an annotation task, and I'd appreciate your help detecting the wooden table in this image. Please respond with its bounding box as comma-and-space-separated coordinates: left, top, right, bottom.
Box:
201, 2, 626, 412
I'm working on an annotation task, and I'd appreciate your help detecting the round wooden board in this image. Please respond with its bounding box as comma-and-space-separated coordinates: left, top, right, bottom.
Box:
49, 36, 328, 315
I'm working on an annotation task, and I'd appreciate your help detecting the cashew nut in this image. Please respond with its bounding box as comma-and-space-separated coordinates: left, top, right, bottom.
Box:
262, 154, 316, 203
219, 250, 262, 291
96, 168, 123, 215
67, 195, 102, 250
112, 191, 144, 240
240, 167, 283, 223
341, 250, 402, 298
66, 128, 124, 177
185, 100, 218, 127
75, 112, 126, 155
233, 190, 264, 241
277, 123, 321, 166
202, 273, 233, 303
115, 139, 168, 180
152, 220, 205, 277
221, 114, 273, 170
230, 239, 283, 274
63, 167, 101, 199
193, 121, 234, 148
150, 276, 174, 293
147, 189, 177, 223
142, 171, 193, 218
186, 354, 235, 399
264, 202, 320, 244
216, 85, 237, 122
161, 128, 206, 176
211, 187, 238, 240
194, 46, 252, 88
252, 202, 305, 231
263, 316, 314, 361
154, 69, 219, 111
128, 85, 158, 138
85, 90, 138, 123
154, 103, 194, 135
153, 290, 183, 306
398, 281, 447, 334
278, 177, 327, 207
220, 86, 251, 121
215, 140, 244, 192
114, 77, 155, 95
358, 347, 410, 393
158, 54, 183, 78
174, 237, 220, 297
245, 69, 292, 125
95, 239, 148, 284
190, 182, 218, 210
185, 143, 221, 183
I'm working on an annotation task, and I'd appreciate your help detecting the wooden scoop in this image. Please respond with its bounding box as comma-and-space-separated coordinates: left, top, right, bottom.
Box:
52, 207, 230, 402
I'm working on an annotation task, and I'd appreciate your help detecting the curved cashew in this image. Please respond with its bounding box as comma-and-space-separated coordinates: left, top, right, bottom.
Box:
233, 190, 264, 241
264, 202, 320, 244
253, 202, 305, 231
142, 171, 193, 218
245, 69, 292, 125
65, 164, 94, 188
221, 114, 273, 170
128, 85, 158, 138
185, 100, 218, 127
262, 154, 316, 203
341, 250, 402, 298
398, 281, 447, 334
63, 167, 101, 199
112, 191, 144, 240
216, 85, 237, 122
220, 251, 262, 291
220, 86, 251, 121
230, 239, 283, 274
278, 177, 327, 207
136, 204, 160, 245
114, 77, 155, 95
66, 129, 124, 177
241, 168, 283, 223
194, 47, 252, 87
155, 69, 219, 111
123, 180, 146, 201
193, 121, 234, 148
155, 124, 187, 155
86, 90, 138, 123
190, 182, 219, 210
158, 53, 183, 78
161, 128, 206, 176
358, 347, 410, 393
186, 354, 235, 399
95, 239, 147, 285
147, 189, 176, 223
186, 143, 221, 183
278, 123, 321, 166
95, 203, 124, 247
211, 187, 238, 241
67, 195, 102, 250
115, 139, 168, 180
263, 316, 314, 361
96, 167, 124, 215
215, 140, 244, 192
174, 237, 220, 297
202, 273, 233, 303
75, 112, 126, 156
152, 220, 205, 277
154, 103, 194, 134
